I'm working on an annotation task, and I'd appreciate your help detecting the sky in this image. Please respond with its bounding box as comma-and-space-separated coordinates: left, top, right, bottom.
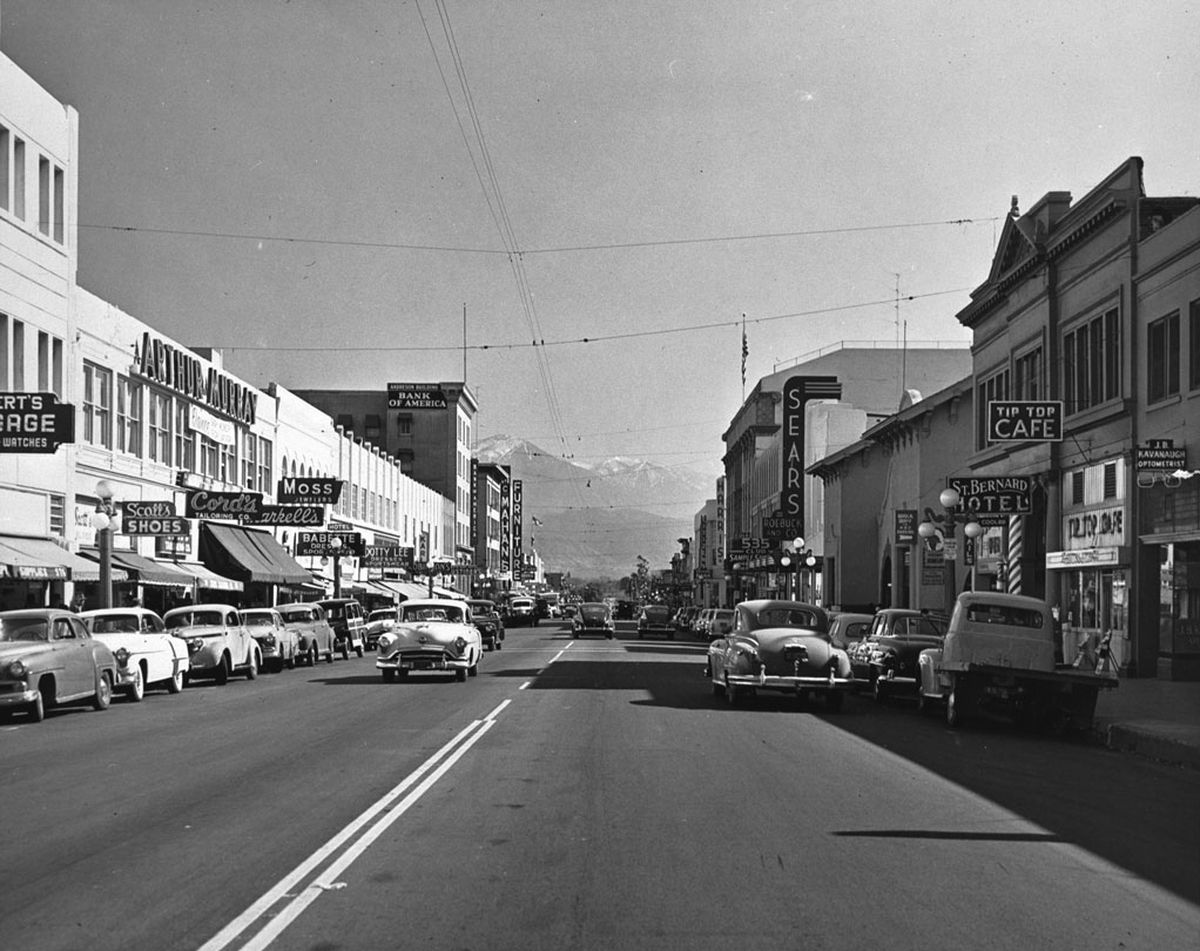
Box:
2, 1, 1197, 486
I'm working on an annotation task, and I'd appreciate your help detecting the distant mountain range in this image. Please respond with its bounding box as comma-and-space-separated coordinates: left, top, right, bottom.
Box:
475, 435, 712, 578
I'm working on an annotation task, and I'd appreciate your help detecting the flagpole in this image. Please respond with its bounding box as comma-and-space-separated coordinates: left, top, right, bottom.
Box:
741, 314, 748, 401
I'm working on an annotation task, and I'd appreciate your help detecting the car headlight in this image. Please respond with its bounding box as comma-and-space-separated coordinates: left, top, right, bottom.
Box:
262, 634, 276, 646
8, 659, 27, 679
454, 636, 468, 652
187, 637, 204, 653
114, 647, 131, 667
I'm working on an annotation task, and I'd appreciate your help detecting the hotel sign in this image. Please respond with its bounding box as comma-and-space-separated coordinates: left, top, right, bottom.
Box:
949, 475, 1033, 523
134, 332, 258, 425
0, 393, 75, 453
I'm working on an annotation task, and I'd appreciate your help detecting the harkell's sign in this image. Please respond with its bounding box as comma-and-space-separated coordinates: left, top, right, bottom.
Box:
0, 392, 75, 453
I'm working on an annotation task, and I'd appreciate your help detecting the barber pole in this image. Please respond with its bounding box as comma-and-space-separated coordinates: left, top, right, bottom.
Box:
1006, 514, 1023, 594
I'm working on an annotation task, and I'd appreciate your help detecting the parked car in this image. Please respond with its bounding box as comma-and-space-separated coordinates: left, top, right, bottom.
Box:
376, 599, 482, 682
238, 608, 300, 673
705, 600, 853, 710
0, 608, 118, 722
80, 606, 189, 699
467, 599, 504, 651
163, 603, 259, 684
673, 606, 699, 633
561, 603, 578, 619
364, 607, 398, 651
612, 599, 637, 621
276, 602, 336, 666
637, 604, 675, 640
826, 611, 874, 652
701, 608, 735, 641
917, 592, 1117, 730
572, 602, 615, 639
848, 608, 948, 701
505, 596, 536, 627
316, 598, 366, 659
692, 608, 714, 637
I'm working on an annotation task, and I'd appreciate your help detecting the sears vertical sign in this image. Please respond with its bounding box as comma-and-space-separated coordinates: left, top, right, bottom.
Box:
512, 480, 523, 581
781, 376, 842, 539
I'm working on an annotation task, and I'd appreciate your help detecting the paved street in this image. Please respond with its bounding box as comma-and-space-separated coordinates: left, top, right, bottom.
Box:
3, 620, 1198, 951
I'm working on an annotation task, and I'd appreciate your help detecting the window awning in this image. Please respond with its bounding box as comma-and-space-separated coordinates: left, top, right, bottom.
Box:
432, 585, 467, 600
174, 561, 244, 592
0, 535, 129, 582
200, 523, 314, 586
79, 549, 195, 586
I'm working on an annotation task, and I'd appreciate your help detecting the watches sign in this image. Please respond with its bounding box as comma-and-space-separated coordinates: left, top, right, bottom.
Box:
1, 393, 75, 453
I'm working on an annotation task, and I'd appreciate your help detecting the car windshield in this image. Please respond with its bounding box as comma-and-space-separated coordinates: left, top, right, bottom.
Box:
580, 604, 609, 620
469, 601, 495, 614
240, 613, 275, 627
321, 604, 347, 619
166, 610, 223, 629
401, 605, 464, 623
369, 610, 396, 622
87, 613, 142, 634
643, 607, 670, 621
0, 618, 49, 641
277, 608, 312, 622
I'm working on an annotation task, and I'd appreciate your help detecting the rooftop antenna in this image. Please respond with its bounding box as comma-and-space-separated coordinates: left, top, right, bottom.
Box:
462, 302, 467, 381
889, 272, 906, 403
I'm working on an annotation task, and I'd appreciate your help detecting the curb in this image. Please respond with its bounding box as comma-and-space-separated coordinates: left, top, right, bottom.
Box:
1098, 719, 1200, 771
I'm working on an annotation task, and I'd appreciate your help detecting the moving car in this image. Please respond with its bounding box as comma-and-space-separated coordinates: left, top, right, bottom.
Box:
917, 591, 1117, 730
467, 599, 504, 651
80, 606, 189, 699
316, 597, 367, 659
276, 602, 336, 666
364, 607, 398, 650
848, 608, 947, 701
701, 608, 734, 641
505, 596, 536, 627
376, 599, 483, 682
164, 603, 260, 684
705, 600, 853, 710
637, 604, 674, 640
238, 607, 300, 672
0, 608, 118, 722
572, 602, 615, 639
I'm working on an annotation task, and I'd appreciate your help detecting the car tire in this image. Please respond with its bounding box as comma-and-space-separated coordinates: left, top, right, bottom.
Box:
455, 667, 467, 682
946, 684, 963, 728
355, 643, 364, 658
916, 682, 929, 714
92, 671, 113, 711
710, 666, 723, 697
29, 690, 45, 722
873, 675, 887, 704
724, 675, 741, 706
307, 645, 317, 667
246, 651, 259, 680
126, 665, 145, 702
287, 652, 296, 670
340, 641, 350, 661
214, 655, 230, 685
167, 668, 185, 694
383, 668, 396, 683
468, 663, 479, 677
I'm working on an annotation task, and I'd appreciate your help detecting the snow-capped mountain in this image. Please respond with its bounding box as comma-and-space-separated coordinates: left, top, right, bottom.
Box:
474, 434, 710, 577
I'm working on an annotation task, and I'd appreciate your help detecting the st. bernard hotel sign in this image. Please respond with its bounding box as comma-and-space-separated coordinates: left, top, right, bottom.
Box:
134, 332, 258, 425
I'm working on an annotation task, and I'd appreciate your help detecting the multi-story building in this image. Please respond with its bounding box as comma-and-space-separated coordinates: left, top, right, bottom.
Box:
721, 343, 973, 604
471, 461, 509, 596
811, 158, 1200, 681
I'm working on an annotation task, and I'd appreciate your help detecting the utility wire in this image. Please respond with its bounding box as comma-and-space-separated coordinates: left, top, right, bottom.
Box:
216, 288, 969, 353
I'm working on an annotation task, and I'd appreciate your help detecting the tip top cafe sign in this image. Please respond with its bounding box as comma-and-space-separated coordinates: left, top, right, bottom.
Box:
1, 393, 75, 453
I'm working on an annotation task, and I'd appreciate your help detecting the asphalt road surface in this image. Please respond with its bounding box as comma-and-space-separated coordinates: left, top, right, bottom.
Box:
3, 620, 1197, 951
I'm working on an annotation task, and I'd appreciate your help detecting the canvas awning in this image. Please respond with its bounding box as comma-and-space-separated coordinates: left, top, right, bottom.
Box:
0, 535, 129, 582
199, 523, 313, 586
174, 561, 243, 592
80, 549, 194, 586
432, 585, 467, 600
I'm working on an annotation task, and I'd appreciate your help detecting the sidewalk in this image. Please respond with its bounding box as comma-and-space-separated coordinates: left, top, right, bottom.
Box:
1090, 676, 1200, 770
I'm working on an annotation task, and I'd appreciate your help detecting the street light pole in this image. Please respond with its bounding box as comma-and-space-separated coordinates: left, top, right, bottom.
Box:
90, 479, 120, 610
330, 535, 343, 598
427, 560, 436, 598
918, 487, 981, 614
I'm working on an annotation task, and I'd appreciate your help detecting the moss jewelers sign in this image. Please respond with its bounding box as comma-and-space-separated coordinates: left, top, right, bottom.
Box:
1, 392, 75, 452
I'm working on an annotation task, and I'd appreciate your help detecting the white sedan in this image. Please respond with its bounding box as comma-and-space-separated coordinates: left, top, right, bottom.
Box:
80, 607, 190, 700
376, 599, 482, 683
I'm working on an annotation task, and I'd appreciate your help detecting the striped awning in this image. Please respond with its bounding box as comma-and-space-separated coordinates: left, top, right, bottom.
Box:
0, 535, 129, 582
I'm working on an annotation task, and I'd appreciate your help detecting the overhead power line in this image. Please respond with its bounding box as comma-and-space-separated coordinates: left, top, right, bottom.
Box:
214, 288, 970, 353
78, 216, 1000, 256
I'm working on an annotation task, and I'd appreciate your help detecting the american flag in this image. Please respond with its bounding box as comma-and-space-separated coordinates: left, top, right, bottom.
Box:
741, 318, 748, 387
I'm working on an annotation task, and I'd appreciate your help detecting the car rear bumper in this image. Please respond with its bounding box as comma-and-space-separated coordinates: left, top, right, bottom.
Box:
724, 671, 854, 693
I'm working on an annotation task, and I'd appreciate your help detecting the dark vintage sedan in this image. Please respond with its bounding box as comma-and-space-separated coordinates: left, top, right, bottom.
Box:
572, 602, 615, 639
467, 599, 505, 651
705, 600, 853, 710
636, 604, 674, 640
848, 608, 948, 701
0, 609, 118, 722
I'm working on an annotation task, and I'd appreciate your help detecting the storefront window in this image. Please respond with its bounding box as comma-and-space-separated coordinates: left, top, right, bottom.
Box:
1161, 543, 1200, 656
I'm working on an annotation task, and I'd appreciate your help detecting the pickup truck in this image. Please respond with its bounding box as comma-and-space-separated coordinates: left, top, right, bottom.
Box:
917, 591, 1116, 731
